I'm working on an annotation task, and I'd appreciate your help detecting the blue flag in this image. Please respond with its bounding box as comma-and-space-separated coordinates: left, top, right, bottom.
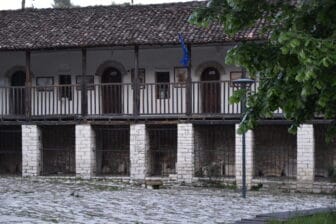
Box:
178, 33, 190, 67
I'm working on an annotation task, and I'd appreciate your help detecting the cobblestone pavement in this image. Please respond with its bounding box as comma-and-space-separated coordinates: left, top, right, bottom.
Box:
0, 177, 335, 224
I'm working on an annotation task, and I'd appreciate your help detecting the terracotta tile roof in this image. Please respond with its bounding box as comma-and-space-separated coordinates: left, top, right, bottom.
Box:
0, 1, 265, 51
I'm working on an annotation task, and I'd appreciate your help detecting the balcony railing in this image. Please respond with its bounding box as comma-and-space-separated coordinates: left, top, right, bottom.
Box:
0, 80, 273, 120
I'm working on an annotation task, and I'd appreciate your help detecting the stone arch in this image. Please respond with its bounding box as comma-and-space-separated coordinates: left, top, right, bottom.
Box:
4, 66, 27, 86
95, 61, 127, 79
195, 61, 225, 78
5, 65, 25, 78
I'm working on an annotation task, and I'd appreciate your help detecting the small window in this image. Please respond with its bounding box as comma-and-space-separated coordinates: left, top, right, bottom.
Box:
36, 76, 54, 92
156, 72, 170, 99
76, 75, 95, 90
59, 75, 72, 99
131, 68, 146, 89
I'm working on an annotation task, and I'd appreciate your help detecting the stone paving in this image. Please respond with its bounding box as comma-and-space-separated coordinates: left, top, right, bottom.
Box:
0, 177, 335, 224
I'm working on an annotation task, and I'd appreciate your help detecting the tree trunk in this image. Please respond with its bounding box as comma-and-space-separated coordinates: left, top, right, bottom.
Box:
22, 0, 25, 9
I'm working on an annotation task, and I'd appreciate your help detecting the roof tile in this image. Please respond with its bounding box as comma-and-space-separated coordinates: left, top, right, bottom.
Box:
0, 1, 265, 51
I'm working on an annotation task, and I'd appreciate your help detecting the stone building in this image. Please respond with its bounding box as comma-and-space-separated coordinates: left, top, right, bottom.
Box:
0, 2, 335, 193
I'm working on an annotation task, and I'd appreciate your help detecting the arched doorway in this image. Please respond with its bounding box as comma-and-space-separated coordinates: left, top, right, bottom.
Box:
101, 67, 122, 114
10, 71, 26, 115
201, 67, 221, 114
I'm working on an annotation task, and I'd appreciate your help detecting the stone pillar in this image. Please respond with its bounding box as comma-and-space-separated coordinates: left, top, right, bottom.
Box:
235, 124, 254, 189
130, 124, 148, 180
297, 124, 314, 191
176, 123, 195, 183
22, 125, 42, 177
75, 124, 96, 178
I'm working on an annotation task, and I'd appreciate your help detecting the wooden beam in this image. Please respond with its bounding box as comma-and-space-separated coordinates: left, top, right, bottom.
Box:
81, 48, 88, 117
186, 44, 192, 115
25, 51, 31, 118
133, 45, 140, 117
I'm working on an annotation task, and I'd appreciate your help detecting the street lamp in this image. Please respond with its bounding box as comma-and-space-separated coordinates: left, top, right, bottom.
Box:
232, 77, 255, 198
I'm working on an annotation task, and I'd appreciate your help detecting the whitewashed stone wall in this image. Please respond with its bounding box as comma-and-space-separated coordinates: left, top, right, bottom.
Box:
235, 124, 254, 188
75, 124, 96, 178
297, 124, 314, 191
130, 124, 148, 180
176, 123, 194, 183
22, 125, 42, 177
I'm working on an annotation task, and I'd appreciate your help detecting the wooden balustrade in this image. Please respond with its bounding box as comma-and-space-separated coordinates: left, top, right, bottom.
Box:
0, 81, 266, 120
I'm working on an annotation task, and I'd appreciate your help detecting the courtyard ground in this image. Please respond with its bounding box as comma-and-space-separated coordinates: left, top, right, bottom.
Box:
0, 177, 334, 224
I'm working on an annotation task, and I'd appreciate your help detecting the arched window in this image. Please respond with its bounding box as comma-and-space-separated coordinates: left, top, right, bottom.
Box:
10, 70, 26, 115
201, 67, 221, 114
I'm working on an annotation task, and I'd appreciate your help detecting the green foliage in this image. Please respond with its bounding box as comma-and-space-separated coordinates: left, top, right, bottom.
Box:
191, 0, 336, 135
250, 183, 263, 191
53, 0, 74, 8
328, 166, 336, 182
269, 212, 336, 224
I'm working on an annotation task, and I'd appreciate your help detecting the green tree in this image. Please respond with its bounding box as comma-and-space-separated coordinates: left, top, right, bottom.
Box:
53, 0, 74, 8
190, 0, 336, 136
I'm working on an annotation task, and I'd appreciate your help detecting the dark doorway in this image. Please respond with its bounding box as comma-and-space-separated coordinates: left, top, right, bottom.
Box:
101, 67, 122, 114
10, 71, 26, 115
41, 126, 75, 175
95, 126, 130, 176
254, 125, 297, 179
201, 67, 220, 114
314, 124, 336, 181
148, 125, 177, 177
194, 125, 235, 178
0, 126, 22, 175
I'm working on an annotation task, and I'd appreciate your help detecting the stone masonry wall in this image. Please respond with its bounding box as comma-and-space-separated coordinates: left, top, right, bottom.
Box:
22, 125, 42, 177
76, 124, 96, 178
176, 123, 194, 183
130, 124, 148, 180
235, 124, 254, 189
297, 124, 314, 191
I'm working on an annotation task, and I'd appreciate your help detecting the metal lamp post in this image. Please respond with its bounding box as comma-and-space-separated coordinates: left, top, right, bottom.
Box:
232, 77, 255, 198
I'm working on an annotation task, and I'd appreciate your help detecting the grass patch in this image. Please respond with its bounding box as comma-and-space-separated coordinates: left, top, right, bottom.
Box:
250, 183, 263, 191
197, 180, 237, 190
269, 212, 336, 224
49, 218, 58, 223
43, 178, 121, 191
92, 185, 119, 191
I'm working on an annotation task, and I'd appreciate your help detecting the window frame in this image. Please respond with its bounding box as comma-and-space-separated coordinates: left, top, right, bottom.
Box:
36, 76, 54, 92
131, 68, 146, 89
155, 71, 170, 99
174, 67, 188, 88
58, 74, 73, 100
75, 75, 95, 90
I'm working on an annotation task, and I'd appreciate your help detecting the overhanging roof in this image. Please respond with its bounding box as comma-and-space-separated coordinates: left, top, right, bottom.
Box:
0, 1, 265, 51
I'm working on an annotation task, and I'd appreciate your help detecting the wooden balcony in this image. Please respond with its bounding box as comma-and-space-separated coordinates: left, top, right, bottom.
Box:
0, 80, 276, 122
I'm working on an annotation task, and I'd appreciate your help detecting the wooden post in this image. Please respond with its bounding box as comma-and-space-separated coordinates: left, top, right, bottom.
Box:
133, 45, 140, 117
186, 44, 192, 115
81, 48, 88, 117
21, 0, 26, 10
242, 67, 247, 79
25, 50, 31, 118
